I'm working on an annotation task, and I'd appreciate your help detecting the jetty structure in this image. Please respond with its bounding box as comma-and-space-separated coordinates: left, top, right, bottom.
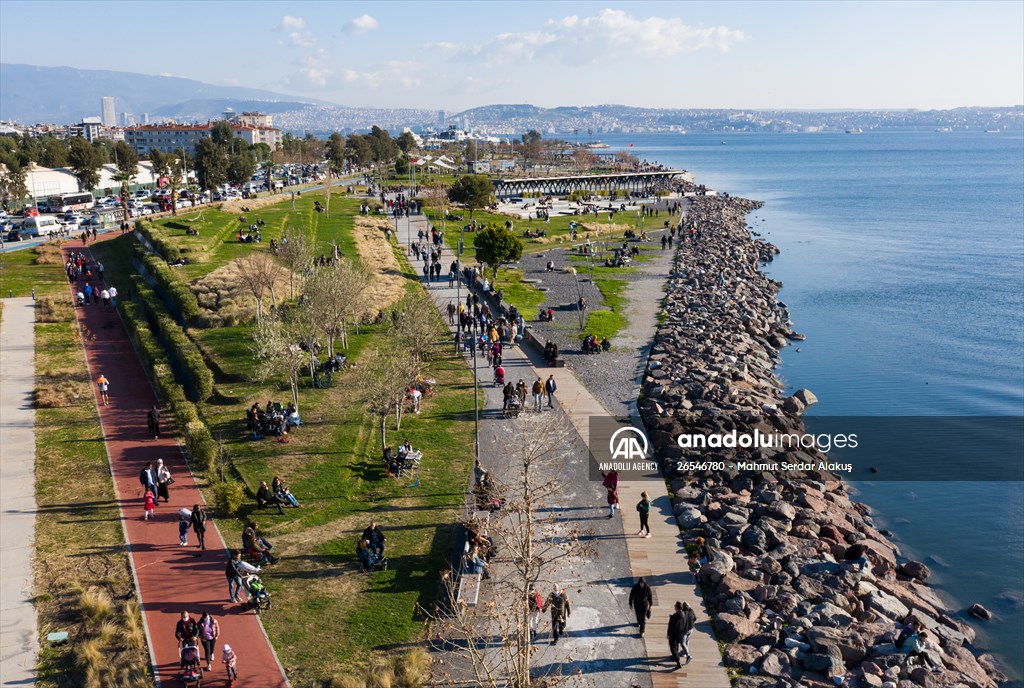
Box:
491, 169, 691, 198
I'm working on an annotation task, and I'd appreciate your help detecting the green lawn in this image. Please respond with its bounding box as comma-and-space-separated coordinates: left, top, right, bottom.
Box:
0, 242, 69, 299
583, 277, 629, 342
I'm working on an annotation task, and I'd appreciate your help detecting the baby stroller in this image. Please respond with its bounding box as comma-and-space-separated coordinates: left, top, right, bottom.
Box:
503, 396, 522, 419
493, 366, 505, 386
179, 643, 203, 686
245, 574, 272, 614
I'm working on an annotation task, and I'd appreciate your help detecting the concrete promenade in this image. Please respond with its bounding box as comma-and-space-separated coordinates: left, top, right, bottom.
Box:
390, 204, 730, 687
0, 298, 40, 687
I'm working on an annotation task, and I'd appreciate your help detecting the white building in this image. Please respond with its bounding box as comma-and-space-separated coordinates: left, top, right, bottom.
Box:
21, 161, 161, 199
101, 97, 116, 127
68, 117, 103, 143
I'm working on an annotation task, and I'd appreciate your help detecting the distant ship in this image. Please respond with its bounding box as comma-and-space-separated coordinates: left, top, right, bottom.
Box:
935, 127, 953, 133
585, 141, 610, 149
845, 128, 864, 134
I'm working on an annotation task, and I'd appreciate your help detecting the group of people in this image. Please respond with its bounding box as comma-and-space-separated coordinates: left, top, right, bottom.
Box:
626, 580, 698, 668
582, 334, 611, 354
246, 401, 301, 441
356, 521, 388, 572
256, 477, 301, 514
500, 375, 557, 413
383, 439, 420, 477
174, 610, 238, 684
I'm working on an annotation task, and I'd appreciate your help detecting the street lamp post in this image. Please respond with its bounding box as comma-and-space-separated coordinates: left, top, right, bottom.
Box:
569, 267, 585, 330
472, 334, 480, 461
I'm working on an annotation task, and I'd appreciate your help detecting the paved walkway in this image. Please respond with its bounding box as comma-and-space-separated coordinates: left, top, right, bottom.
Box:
0, 298, 40, 687
391, 206, 730, 687
62, 241, 290, 687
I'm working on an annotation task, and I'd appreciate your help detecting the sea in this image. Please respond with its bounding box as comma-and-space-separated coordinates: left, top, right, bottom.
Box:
591, 130, 1024, 679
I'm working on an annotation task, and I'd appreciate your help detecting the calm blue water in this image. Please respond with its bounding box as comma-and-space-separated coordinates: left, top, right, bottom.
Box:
596, 131, 1024, 676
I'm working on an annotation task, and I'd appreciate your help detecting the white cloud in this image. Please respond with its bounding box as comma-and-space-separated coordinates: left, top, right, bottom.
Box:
447, 8, 747, 66
423, 41, 462, 52
277, 15, 317, 47
344, 14, 379, 34
283, 49, 332, 88
340, 61, 423, 89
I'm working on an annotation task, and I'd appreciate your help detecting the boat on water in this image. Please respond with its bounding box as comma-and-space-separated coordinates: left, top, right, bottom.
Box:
585, 141, 610, 149
845, 128, 864, 134
935, 127, 953, 133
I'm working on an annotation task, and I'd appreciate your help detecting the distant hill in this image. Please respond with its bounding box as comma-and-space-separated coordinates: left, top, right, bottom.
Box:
0, 63, 332, 124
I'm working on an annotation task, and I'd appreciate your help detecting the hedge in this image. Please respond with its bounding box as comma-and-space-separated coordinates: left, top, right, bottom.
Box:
131, 276, 213, 402
133, 244, 200, 322
135, 221, 181, 262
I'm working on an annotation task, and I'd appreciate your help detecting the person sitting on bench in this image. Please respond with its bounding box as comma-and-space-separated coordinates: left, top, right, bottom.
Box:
256, 481, 286, 514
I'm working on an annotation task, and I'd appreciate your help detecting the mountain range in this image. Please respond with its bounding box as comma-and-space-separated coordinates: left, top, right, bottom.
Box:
3, 64, 1022, 136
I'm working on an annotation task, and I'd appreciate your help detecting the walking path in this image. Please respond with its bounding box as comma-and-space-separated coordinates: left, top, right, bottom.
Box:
62, 240, 289, 687
0, 298, 40, 687
391, 204, 730, 687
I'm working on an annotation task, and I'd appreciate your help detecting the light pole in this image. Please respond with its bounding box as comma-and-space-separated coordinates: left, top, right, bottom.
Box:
569, 267, 585, 330
471, 333, 480, 461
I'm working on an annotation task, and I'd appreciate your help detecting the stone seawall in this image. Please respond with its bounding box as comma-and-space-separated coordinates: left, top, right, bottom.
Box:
638, 195, 1004, 688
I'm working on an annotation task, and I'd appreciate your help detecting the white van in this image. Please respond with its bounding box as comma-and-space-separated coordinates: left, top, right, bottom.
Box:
21, 215, 61, 237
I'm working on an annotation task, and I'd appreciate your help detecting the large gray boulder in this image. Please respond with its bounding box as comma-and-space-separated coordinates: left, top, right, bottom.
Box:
864, 590, 910, 621
713, 612, 759, 642
793, 389, 818, 408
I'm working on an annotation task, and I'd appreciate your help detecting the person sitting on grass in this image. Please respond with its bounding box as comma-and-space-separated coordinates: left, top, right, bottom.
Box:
243, 521, 278, 564
271, 476, 300, 507
256, 481, 286, 514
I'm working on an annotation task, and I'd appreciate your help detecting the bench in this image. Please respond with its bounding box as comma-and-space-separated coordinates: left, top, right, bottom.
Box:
457, 573, 482, 607
522, 328, 565, 367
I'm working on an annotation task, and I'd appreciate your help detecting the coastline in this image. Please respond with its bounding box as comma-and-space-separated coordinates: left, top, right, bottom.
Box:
638, 193, 1007, 687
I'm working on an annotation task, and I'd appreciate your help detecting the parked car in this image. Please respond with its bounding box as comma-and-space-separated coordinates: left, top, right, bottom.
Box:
81, 217, 103, 230
6, 229, 24, 241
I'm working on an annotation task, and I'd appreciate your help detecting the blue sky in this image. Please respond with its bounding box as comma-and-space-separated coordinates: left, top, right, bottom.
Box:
1, 1, 1021, 110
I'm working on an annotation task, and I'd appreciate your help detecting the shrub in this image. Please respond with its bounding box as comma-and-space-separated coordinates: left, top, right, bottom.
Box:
33, 242, 64, 265
184, 420, 216, 471
78, 587, 113, 624
211, 479, 246, 515
135, 245, 199, 322
135, 221, 181, 262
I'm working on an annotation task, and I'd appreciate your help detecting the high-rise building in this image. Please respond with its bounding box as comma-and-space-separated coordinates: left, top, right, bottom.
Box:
143, 113, 150, 125
101, 97, 116, 127
123, 113, 136, 127
437, 110, 446, 128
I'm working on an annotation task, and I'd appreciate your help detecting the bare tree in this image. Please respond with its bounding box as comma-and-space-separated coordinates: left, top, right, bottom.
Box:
236, 252, 284, 323
278, 225, 314, 300
303, 258, 371, 356
389, 290, 443, 368
357, 344, 418, 451
250, 311, 306, 410
429, 414, 596, 688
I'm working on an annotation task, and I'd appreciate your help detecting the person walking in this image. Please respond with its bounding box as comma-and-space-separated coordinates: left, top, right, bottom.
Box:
528, 585, 545, 633
139, 461, 157, 496
190, 503, 208, 551
628, 577, 653, 636
545, 585, 571, 645
667, 601, 696, 668
545, 374, 557, 408
222, 643, 238, 687
156, 459, 172, 503
225, 551, 246, 603
175, 610, 199, 649
143, 489, 156, 521
636, 491, 652, 537
178, 512, 190, 546
531, 378, 544, 412
602, 469, 620, 518
146, 405, 161, 440
95, 373, 110, 405
197, 612, 220, 670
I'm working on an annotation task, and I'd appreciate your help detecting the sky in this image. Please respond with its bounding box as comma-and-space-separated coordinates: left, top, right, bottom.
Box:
1, 1, 1022, 111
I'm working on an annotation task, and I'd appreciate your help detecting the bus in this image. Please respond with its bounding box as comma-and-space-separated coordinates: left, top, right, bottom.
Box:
47, 192, 95, 213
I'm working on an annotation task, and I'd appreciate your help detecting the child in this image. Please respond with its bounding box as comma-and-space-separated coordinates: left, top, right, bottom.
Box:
144, 490, 156, 521
178, 514, 190, 546
222, 643, 238, 686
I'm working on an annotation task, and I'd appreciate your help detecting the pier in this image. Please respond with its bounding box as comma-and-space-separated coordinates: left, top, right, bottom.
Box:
492, 170, 692, 198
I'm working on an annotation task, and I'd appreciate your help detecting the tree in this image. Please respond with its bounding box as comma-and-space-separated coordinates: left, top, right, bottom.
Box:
394, 156, 410, 177
325, 132, 346, 173
39, 136, 69, 168
396, 131, 418, 154
448, 174, 493, 219
67, 137, 104, 192
345, 134, 373, 167
227, 150, 257, 188
278, 225, 313, 300
194, 138, 228, 193
235, 252, 284, 323
210, 121, 234, 147
358, 344, 418, 451
428, 414, 596, 687
368, 126, 398, 162
571, 147, 598, 174
0, 155, 28, 210
252, 142, 272, 162
112, 141, 139, 213
521, 129, 543, 166
473, 225, 523, 281
250, 312, 306, 412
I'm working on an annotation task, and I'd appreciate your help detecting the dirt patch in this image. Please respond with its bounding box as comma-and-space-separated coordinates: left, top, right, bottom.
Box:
352, 217, 407, 314
218, 195, 290, 215
192, 259, 293, 327
579, 221, 631, 236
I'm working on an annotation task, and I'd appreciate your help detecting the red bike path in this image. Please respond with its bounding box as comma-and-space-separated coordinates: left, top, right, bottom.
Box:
63, 237, 289, 687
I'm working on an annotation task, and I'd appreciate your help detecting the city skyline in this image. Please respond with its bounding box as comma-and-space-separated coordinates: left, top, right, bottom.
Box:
1, 1, 1022, 112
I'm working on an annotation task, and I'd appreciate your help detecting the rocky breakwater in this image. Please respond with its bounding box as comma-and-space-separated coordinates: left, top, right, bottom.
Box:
638, 195, 1005, 688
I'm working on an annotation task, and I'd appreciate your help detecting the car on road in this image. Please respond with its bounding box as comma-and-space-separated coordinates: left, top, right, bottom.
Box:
6, 229, 24, 241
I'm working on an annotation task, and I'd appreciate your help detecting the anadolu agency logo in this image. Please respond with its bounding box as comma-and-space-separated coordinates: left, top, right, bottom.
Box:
609, 427, 649, 460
